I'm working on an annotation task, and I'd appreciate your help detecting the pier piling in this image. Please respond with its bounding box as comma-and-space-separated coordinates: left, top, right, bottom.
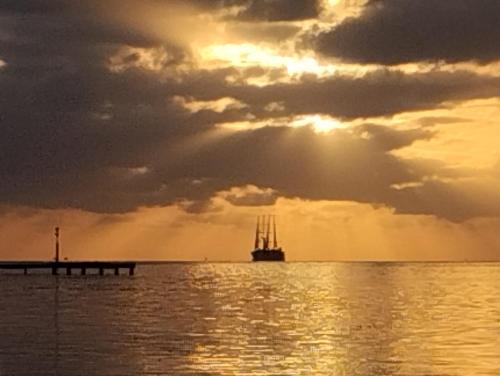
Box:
0, 261, 137, 276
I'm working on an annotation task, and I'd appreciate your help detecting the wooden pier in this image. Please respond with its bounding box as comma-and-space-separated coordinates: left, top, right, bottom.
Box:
0, 228, 136, 276
0, 261, 136, 276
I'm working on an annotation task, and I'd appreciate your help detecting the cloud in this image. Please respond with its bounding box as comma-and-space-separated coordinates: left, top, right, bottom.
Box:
220, 69, 500, 119
224, 23, 302, 43
389, 178, 500, 222
314, 0, 500, 64
417, 116, 471, 128
2, 0, 500, 222
180, 0, 322, 21
222, 186, 279, 206
0, 1, 71, 14
150, 125, 431, 208
233, 0, 322, 21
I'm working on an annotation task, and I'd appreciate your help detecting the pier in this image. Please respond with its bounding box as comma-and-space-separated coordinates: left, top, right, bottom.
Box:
0, 227, 136, 276
0, 261, 136, 275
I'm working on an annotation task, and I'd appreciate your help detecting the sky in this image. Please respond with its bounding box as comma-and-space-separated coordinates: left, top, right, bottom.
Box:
1, 0, 500, 261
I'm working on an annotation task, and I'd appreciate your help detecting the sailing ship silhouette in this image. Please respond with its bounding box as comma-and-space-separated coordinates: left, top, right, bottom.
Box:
251, 215, 285, 262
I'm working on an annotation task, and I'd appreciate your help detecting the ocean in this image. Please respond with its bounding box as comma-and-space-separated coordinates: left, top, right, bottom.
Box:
0, 262, 499, 375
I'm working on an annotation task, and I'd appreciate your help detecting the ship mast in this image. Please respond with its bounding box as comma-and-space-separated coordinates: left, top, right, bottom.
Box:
261, 215, 268, 249
272, 215, 278, 249
254, 216, 260, 249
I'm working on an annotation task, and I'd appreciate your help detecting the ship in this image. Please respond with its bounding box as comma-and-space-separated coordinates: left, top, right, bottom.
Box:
251, 215, 285, 262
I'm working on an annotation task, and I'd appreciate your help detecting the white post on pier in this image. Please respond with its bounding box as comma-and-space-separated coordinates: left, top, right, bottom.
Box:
54, 227, 60, 263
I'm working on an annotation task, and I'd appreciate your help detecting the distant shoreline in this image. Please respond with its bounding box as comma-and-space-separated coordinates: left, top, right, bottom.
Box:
3, 260, 500, 264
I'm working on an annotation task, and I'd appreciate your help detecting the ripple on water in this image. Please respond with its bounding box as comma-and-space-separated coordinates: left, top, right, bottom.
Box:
0, 262, 499, 375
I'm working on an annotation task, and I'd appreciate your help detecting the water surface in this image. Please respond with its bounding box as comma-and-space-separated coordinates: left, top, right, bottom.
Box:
0, 262, 499, 375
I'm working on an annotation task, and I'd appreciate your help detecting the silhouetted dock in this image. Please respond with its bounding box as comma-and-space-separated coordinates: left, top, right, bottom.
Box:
0, 261, 136, 276
0, 228, 136, 276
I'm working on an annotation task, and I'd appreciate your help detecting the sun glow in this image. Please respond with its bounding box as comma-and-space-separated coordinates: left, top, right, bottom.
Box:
216, 114, 346, 133
292, 115, 346, 133
200, 43, 336, 77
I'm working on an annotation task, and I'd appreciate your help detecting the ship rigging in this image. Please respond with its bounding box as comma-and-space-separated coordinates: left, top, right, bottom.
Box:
251, 215, 285, 262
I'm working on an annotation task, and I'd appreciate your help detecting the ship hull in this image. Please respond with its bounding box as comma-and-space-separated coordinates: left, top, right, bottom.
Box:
251, 249, 285, 262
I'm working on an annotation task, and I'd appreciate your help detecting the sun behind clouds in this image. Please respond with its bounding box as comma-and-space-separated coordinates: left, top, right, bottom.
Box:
200, 43, 337, 79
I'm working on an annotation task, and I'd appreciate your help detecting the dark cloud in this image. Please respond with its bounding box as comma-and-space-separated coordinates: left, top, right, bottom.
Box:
389, 179, 500, 222
234, 0, 322, 21
183, 0, 322, 21
417, 116, 471, 128
354, 124, 436, 150
0, 4, 162, 51
151, 124, 427, 206
2, 0, 500, 221
314, 0, 500, 64
149, 124, 500, 221
0, 0, 71, 14
224, 23, 302, 43
221, 69, 500, 119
